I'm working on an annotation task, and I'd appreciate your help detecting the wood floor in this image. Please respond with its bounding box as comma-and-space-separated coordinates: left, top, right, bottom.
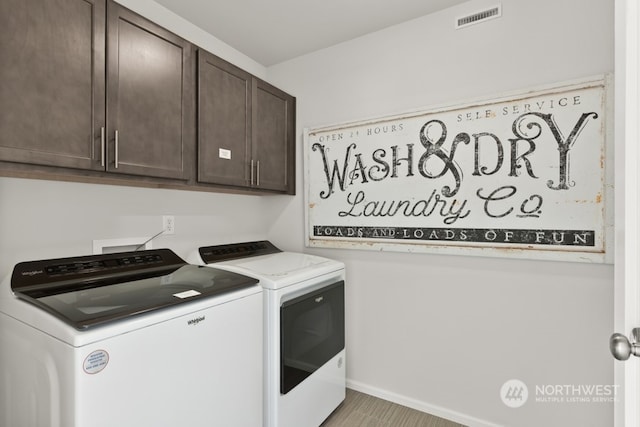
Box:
321, 389, 467, 427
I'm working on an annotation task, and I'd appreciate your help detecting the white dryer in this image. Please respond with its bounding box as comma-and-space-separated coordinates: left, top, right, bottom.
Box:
192, 241, 346, 427
0, 249, 263, 427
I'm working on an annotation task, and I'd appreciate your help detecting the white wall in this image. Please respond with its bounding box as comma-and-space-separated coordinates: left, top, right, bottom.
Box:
267, 0, 615, 426
0, 178, 290, 276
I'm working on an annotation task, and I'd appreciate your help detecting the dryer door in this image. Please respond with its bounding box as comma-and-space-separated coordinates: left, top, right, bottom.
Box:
280, 280, 345, 394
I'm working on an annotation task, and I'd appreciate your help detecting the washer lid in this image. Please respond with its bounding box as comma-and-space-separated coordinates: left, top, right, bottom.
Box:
11, 249, 258, 330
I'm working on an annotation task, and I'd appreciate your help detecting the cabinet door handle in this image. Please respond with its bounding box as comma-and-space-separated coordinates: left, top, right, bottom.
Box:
114, 130, 119, 169
250, 159, 254, 185
256, 160, 260, 186
100, 127, 105, 167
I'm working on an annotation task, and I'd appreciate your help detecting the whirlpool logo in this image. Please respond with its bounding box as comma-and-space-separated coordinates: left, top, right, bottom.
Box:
187, 316, 205, 326
21, 270, 44, 277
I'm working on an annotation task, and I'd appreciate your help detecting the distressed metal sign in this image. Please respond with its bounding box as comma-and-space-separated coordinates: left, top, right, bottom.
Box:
304, 76, 612, 262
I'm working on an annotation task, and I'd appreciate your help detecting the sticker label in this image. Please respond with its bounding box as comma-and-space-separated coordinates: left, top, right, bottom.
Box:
219, 148, 232, 159
173, 289, 201, 299
83, 349, 109, 374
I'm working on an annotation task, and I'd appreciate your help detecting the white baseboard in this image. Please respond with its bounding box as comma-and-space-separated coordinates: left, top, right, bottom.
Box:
346, 379, 503, 427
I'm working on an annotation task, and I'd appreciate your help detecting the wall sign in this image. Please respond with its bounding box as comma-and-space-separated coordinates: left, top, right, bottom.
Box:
304, 76, 612, 262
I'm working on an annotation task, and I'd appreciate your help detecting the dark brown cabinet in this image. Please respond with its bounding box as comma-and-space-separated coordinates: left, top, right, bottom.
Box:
0, 0, 293, 194
0, 0, 106, 171
0, 0, 193, 180
198, 50, 295, 194
106, 3, 193, 180
252, 79, 295, 193
197, 51, 252, 188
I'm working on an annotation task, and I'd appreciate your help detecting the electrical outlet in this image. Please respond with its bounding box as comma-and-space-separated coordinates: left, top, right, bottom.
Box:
162, 215, 175, 235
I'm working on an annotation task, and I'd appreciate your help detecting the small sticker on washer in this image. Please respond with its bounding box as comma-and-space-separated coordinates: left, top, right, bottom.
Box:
173, 290, 201, 299
219, 148, 231, 159
83, 349, 109, 374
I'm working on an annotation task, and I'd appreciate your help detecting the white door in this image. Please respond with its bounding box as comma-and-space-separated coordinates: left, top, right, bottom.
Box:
613, 1, 640, 426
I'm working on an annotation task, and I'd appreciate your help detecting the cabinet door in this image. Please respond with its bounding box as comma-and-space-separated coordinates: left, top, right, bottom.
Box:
0, 0, 106, 170
252, 79, 296, 194
197, 50, 251, 187
106, 2, 193, 180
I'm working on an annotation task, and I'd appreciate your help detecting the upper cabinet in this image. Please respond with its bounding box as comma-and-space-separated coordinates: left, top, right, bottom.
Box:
198, 50, 295, 194
0, 0, 294, 194
198, 50, 252, 188
252, 79, 295, 194
0, 0, 106, 171
0, 0, 193, 181
106, 3, 193, 180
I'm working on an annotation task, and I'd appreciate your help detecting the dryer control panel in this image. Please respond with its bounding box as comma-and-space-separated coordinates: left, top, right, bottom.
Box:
199, 240, 281, 263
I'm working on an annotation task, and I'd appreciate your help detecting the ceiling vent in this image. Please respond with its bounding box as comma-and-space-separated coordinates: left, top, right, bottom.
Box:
455, 4, 502, 29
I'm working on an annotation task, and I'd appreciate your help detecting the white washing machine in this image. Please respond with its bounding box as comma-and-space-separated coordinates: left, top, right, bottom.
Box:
0, 248, 263, 427
191, 241, 346, 427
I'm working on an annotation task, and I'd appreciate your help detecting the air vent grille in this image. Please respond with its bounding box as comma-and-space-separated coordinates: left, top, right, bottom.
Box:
456, 5, 501, 29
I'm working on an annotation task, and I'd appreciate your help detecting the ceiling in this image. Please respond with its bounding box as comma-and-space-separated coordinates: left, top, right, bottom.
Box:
153, 0, 469, 66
